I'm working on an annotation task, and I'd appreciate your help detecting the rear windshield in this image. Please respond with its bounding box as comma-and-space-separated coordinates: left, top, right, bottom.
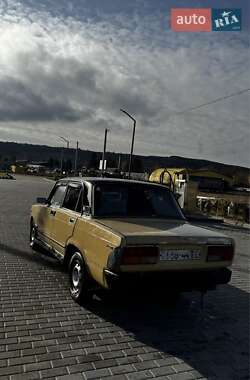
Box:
94, 183, 184, 219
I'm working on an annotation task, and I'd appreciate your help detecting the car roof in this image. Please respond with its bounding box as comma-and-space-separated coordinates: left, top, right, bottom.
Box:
58, 177, 170, 189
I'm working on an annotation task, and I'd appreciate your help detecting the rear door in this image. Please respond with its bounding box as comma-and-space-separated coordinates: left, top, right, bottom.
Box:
50, 182, 83, 257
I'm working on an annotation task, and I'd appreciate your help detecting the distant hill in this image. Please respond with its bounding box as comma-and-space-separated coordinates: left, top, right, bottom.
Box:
0, 141, 249, 185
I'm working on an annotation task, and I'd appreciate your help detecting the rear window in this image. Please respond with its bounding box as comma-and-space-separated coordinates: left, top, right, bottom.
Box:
94, 183, 184, 219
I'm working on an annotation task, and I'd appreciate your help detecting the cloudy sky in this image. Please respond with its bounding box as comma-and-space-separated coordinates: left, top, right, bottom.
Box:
0, 0, 249, 166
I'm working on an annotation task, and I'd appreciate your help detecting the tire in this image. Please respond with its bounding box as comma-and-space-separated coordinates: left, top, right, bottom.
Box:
30, 223, 40, 251
69, 252, 92, 303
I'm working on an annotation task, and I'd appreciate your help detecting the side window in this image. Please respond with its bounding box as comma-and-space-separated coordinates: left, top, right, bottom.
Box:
76, 186, 89, 213
50, 185, 67, 207
63, 185, 81, 211
83, 186, 89, 207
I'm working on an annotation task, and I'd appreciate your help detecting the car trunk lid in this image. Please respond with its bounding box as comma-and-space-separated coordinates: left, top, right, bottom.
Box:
95, 218, 230, 245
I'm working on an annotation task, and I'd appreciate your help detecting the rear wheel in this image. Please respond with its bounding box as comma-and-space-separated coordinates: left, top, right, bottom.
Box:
69, 252, 92, 303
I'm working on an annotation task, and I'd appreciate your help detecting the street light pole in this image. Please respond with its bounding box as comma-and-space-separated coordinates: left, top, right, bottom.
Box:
120, 109, 136, 179
60, 136, 69, 149
102, 129, 109, 175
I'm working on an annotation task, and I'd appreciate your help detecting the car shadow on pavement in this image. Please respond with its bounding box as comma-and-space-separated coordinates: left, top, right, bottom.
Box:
85, 284, 250, 380
0, 242, 64, 272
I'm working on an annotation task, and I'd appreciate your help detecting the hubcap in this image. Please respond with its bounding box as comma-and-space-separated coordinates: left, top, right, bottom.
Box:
72, 262, 82, 288
30, 227, 36, 245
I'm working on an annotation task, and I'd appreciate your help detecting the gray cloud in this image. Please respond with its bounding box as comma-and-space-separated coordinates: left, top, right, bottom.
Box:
0, 1, 249, 166
0, 76, 82, 122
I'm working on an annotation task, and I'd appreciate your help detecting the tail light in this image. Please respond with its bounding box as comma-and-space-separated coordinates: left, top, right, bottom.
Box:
207, 245, 234, 262
121, 246, 158, 265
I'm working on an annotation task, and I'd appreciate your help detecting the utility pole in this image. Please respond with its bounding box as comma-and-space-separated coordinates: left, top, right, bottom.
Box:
118, 154, 121, 172
59, 136, 70, 175
101, 129, 109, 175
120, 109, 136, 179
74, 141, 79, 176
60, 148, 63, 175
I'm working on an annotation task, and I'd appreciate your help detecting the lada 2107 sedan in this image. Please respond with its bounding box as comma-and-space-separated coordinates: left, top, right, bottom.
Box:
30, 178, 234, 303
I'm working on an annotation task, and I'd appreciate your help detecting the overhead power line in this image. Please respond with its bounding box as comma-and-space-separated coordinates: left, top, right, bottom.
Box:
174, 88, 250, 116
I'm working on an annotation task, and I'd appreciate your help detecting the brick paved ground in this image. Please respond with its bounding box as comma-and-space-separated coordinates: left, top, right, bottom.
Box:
0, 175, 249, 380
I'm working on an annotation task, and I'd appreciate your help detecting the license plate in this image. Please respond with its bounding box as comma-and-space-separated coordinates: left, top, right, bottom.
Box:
160, 249, 201, 261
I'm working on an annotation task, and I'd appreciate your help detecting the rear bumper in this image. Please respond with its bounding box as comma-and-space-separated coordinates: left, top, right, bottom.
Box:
104, 267, 232, 293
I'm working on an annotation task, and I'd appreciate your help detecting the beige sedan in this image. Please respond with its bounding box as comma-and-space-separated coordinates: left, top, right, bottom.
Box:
30, 178, 234, 303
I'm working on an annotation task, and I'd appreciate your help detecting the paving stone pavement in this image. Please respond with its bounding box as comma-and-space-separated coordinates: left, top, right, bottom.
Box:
0, 175, 249, 380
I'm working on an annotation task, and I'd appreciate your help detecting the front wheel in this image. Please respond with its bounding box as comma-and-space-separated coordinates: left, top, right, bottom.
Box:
30, 223, 39, 251
69, 252, 92, 303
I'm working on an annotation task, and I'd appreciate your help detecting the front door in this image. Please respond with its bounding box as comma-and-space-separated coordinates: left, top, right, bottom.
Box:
37, 205, 54, 246
38, 183, 67, 247
50, 183, 82, 257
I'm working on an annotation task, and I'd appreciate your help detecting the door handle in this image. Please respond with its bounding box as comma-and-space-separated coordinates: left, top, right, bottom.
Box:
69, 218, 75, 223
50, 210, 56, 216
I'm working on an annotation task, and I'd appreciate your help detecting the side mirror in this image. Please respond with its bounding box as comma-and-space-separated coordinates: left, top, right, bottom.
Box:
36, 197, 47, 204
